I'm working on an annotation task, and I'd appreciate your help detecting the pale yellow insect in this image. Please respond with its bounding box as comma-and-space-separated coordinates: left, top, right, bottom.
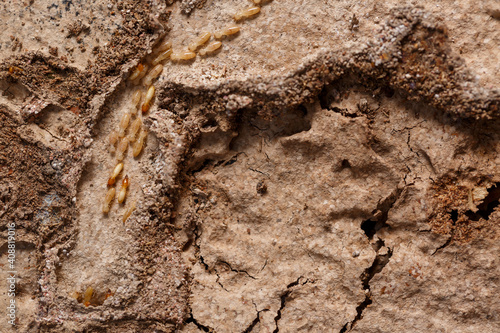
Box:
108, 130, 119, 153
154, 40, 172, 53
82, 286, 94, 306
141, 85, 155, 113
128, 117, 142, 142
199, 41, 222, 56
116, 137, 129, 161
117, 175, 129, 204
128, 63, 148, 81
151, 49, 173, 66
133, 129, 148, 157
188, 32, 212, 52
108, 162, 124, 186
102, 188, 116, 214
122, 201, 136, 223
170, 50, 196, 61
214, 24, 240, 39
252, 0, 272, 4
234, 7, 260, 21
118, 112, 131, 137
131, 90, 143, 115
143, 64, 163, 86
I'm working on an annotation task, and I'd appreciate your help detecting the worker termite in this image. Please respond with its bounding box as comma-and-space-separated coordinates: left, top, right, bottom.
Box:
214, 24, 240, 39
128, 116, 142, 142
199, 41, 222, 56
133, 129, 148, 157
122, 201, 136, 223
143, 64, 163, 86
141, 85, 155, 113
151, 49, 173, 66
234, 7, 260, 21
128, 63, 148, 81
102, 188, 116, 214
82, 286, 94, 307
107, 162, 124, 186
170, 50, 196, 61
108, 130, 119, 153
252, 0, 272, 5
154, 40, 172, 53
117, 175, 129, 204
118, 112, 131, 137
188, 32, 211, 52
131, 89, 143, 115
116, 137, 129, 161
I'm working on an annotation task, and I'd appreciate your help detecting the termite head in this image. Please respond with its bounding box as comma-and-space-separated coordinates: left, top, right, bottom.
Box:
122, 175, 129, 188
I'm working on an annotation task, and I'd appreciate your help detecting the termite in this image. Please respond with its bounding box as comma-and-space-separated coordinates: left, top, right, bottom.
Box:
71, 291, 81, 301
234, 7, 260, 21
118, 112, 131, 137
116, 137, 129, 161
214, 24, 240, 39
128, 63, 148, 81
199, 41, 222, 56
83, 286, 94, 307
131, 90, 143, 115
141, 85, 155, 113
170, 50, 196, 61
128, 117, 142, 142
107, 162, 124, 186
188, 32, 212, 52
117, 175, 129, 204
108, 130, 119, 153
154, 40, 172, 53
122, 201, 136, 223
252, 0, 272, 4
102, 188, 116, 214
143, 64, 163, 86
151, 49, 173, 66
133, 129, 148, 157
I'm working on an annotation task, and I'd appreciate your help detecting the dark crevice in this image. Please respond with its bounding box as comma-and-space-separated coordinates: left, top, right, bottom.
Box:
186, 312, 213, 332
340, 246, 393, 333
190, 158, 213, 175
330, 106, 359, 118
360, 219, 378, 239
243, 314, 261, 333
342, 187, 402, 332
198, 254, 210, 272
193, 221, 209, 272
219, 260, 257, 279
340, 159, 351, 170
272, 292, 288, 333
214, 268, 229, 292
431, 236, 452, 255
273, 277, 307, 333
465, 183, 500, 221
242, 303, 269, 333
449, 209, 458, 223
361, 186, 404, 240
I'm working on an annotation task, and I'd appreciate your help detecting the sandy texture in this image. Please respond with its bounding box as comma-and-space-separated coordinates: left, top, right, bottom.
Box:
0, 0, 499, 332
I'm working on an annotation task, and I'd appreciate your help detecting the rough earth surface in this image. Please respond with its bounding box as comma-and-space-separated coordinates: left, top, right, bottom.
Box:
0, 0, 499, 332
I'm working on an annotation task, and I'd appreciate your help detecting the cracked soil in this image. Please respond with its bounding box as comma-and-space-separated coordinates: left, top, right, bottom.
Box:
0, 0, 499, 332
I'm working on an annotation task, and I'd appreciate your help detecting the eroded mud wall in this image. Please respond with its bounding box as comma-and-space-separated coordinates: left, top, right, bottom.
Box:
0, 1, 498, 332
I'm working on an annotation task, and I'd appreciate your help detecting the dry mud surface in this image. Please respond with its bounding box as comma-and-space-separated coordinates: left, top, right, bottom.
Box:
0, 1, 499, 332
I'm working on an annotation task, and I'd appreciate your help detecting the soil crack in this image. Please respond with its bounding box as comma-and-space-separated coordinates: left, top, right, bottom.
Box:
242, 302, 270, 333
341, 186, 402, 332
273, 276, 308, 333
186, 311, 215, 332
219, 260, 257, 279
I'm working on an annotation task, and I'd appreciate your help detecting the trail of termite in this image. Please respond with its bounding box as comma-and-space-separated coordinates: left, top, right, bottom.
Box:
56, 0, 276, 312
